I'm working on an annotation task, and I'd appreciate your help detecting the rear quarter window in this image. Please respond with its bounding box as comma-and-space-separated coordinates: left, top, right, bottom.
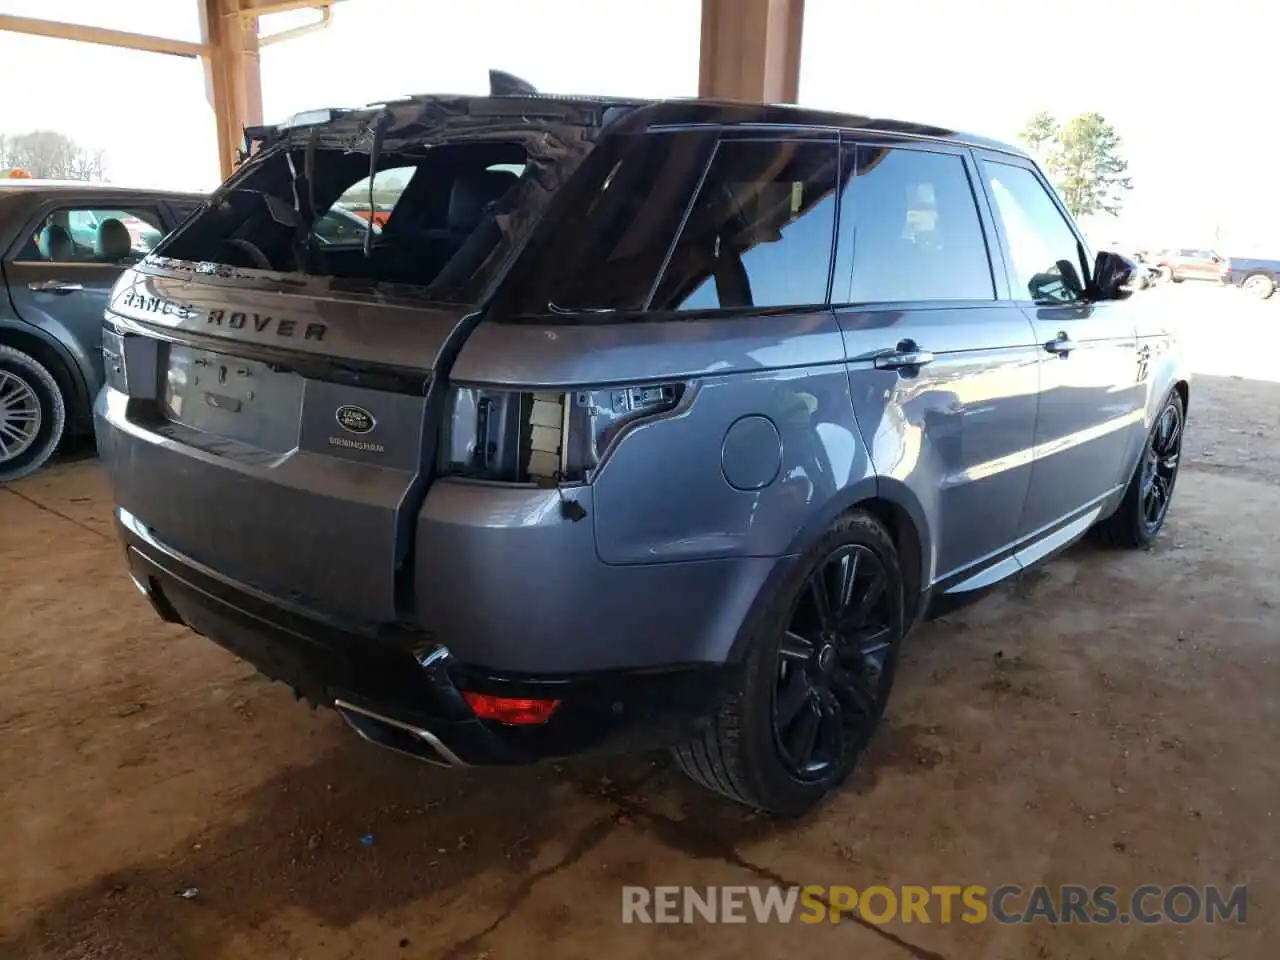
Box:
651, 139, 841, 311
502, 133, 844, 316
500, 131, 717, 314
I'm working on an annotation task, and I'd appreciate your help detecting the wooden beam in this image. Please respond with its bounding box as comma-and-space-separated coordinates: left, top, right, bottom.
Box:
0, 4, 336, 183
236, 0, 340, 17
699, 0, 805, 103
0, 13, 205, 58
201, 0, 263, 181
201, 0, 338, 179
259, 7, 333, 48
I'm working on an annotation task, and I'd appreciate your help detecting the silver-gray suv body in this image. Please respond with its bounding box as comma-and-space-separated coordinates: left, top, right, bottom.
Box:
95, 88, 1188, 813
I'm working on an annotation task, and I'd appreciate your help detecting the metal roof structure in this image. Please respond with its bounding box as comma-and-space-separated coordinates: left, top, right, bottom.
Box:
0, 0, 808, 183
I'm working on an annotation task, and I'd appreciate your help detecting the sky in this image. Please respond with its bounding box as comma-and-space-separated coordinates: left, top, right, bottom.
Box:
0, 0, 1277, 253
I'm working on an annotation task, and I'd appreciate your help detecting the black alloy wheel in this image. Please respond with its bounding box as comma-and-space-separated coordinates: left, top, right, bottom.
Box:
672, 510, 904, 815
772, 544, 895, 781
1094, 389, 1186, 548
1139, 400, 1182, 534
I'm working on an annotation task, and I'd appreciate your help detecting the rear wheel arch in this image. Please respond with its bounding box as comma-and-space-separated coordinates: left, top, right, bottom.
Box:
729, 480, 931, 663
1173, 379, 1190, 416
853, 496, 925, 628
0, 322, 87, 426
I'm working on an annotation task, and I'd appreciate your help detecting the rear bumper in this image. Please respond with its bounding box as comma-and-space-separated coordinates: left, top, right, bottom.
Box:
94, 386, 780, 676
118, 508, 730, 765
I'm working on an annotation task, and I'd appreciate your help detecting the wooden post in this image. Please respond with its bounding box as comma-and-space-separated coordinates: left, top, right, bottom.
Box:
699, 0, 805, 103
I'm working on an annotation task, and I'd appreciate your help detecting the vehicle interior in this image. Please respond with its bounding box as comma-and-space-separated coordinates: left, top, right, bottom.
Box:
19, 208, 157, 263
160, 140, 529, 292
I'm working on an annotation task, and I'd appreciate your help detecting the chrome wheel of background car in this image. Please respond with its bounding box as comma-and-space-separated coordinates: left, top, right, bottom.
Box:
1140, 402, 1182, 533
0, 369, 43, 464
1242, 274, 1276, 300
773, 544, 895, 781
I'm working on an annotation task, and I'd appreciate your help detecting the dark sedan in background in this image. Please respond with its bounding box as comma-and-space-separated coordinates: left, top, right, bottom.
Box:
0, 180, 203, 481
0, 181, 386, 481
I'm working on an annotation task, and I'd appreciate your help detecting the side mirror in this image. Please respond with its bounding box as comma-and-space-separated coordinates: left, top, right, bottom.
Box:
1092, 250, 1139, 300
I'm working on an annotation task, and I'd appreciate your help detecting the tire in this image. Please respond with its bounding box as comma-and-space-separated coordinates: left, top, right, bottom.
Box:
1156, 265, 1173, 283
1242, 273, 1276, 300
0, 345, 66, 483
1094, 390, 1184, 549
673, 510, 905, 815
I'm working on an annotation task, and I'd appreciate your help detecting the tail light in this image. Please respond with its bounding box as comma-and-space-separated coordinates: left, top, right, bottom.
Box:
562, 384, 684, 477
441, 382, 686, 483
102, 327, 129, 393
101, 325, 160, 398
462, 692, 560, 725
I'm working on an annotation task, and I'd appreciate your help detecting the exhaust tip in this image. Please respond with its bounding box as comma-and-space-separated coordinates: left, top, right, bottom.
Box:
333, 699, 466, 768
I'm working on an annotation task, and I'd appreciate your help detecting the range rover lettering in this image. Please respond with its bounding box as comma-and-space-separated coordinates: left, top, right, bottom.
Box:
95, 76, 1187, 814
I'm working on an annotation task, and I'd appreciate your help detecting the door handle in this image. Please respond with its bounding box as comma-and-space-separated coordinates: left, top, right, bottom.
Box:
28, 280, 83, 294
1044, 331, 1073, 356
874, 341, 936, 371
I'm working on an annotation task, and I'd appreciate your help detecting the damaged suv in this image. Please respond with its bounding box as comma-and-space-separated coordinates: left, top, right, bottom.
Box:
96, 77, 1188, 814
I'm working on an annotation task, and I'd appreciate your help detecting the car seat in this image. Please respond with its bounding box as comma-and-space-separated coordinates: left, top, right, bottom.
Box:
96, 219, 133, 261
40, 224, 75, 261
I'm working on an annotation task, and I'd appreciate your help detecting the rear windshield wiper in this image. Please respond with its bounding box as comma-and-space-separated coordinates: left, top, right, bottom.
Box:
364, 110, 393, 259
285, 129, 319, 273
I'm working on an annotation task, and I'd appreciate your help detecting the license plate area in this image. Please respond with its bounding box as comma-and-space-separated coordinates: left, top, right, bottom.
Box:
163, 344, 303, 452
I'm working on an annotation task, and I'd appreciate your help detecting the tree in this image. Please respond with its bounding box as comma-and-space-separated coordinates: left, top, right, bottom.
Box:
1017, 111, 1132, 218
1019, 111, 1059, 156
0, 130, 109, 181
69, 147, 108, 182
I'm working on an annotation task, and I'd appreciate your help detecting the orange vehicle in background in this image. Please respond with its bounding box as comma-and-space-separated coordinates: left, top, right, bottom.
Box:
346, 206, 392, 228
1150, 248, 1228, 284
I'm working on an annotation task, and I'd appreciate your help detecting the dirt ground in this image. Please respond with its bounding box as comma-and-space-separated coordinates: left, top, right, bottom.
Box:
2, 287, 1278, 959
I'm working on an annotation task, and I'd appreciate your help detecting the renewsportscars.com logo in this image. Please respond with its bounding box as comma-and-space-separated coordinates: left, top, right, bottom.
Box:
622, 884, 1247, 926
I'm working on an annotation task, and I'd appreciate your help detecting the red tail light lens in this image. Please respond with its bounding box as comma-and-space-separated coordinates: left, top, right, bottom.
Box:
462, 692, 560, 725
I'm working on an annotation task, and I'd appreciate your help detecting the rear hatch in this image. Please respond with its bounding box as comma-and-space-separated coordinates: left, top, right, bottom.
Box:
100, 91, 624, 623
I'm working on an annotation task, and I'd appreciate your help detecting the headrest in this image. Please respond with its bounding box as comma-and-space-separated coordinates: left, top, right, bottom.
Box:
447, 170, 517, 233
41, 224, 74, 261
96, 218, 132, 260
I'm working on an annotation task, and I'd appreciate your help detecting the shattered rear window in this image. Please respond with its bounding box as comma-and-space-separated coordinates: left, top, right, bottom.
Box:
155, 139, 542, 302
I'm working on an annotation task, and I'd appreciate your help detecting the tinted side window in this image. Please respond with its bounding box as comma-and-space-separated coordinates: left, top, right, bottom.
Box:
844, 146, 993, 303
653, 139, 839, 311
505, 132, 717, 313
981, 161, 1087, 304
